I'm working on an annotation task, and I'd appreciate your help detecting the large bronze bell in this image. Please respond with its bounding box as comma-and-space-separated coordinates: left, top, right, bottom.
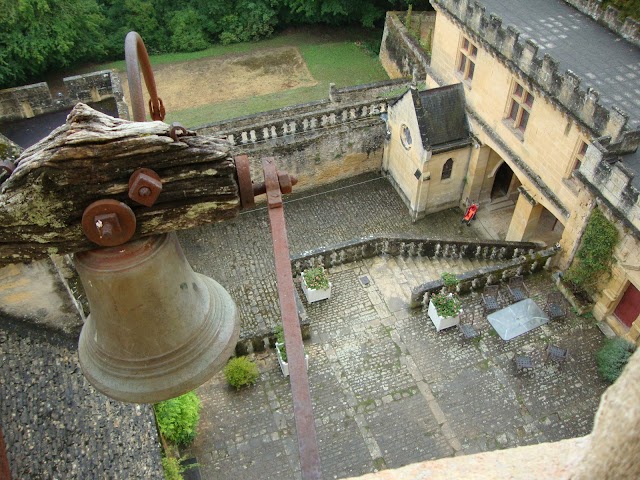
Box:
74, 232, 239, 403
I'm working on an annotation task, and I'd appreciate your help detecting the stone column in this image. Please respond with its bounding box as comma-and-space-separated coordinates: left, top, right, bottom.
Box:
460, 144, 490, 207
506, 188, 543, 241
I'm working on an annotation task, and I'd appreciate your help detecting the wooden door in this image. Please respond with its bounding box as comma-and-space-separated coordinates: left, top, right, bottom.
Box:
614, 283, 640, 328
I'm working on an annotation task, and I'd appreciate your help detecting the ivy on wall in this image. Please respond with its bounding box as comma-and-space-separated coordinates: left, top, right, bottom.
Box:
564, 207, 619, 296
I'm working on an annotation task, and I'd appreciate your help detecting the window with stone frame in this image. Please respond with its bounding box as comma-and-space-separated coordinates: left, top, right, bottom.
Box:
441, 158, 454, 180
457, 37, 477, 82
572, 139, 588, 172
506, 80, 534, 133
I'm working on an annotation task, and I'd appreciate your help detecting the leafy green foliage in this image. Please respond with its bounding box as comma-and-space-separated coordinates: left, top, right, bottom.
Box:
596, 338, 636, 383
601, 0, 640, 22
223, 356, 260, 389
564, 208, 618, 295
161, 456, 183, 480
430, 293, 461, 318
303, 267, 330, 290
0, 0, 107, 88
168, 8, 210, 52
441, 272, 459, 290
154, 392, 201, 446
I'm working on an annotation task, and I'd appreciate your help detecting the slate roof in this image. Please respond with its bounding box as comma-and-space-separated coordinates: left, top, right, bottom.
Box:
0, 318, 164, 479
412, 83, 471, 151
478, 0, 640, 130
477, 0, 640, 188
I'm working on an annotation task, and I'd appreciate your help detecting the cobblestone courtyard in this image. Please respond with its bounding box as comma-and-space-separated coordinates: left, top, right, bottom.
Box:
179, 174, 609, 479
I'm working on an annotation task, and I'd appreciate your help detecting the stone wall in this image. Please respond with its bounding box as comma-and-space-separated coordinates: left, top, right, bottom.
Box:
197, 96, 397, 192
379, 12, 433, 80
0, 70, 127, 122
431, 0, 629, 141
576, 134, 640, 235
563, 0, 640, 46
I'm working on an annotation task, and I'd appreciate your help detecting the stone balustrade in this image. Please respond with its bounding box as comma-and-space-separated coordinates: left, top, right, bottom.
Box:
217, 98, 391, 147
410, 245, 560, 308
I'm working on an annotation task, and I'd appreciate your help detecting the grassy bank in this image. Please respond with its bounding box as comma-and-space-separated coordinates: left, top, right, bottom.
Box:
98, 28, 389, 127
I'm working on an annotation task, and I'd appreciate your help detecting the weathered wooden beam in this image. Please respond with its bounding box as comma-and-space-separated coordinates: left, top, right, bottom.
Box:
0, 103, 240, 265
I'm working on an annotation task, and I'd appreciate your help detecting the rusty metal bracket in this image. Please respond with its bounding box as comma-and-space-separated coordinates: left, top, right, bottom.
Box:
262, 157, 322, 479
128, 168, 163, 207
125, 31, 165, 122
169, 122, 196, 142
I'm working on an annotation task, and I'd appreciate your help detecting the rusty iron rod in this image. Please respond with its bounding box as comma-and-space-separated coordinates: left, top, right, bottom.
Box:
124, 32, 165, 122
263, 158, 322, 480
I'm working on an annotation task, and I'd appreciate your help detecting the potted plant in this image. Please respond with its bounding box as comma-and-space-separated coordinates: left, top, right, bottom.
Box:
428, 292, 462, 331
274, 324, 308, 377
428, 273, 462, 331
301, 266, 331, 303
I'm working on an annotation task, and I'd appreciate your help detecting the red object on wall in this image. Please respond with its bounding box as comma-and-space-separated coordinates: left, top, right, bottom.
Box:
614, 283, 640, 328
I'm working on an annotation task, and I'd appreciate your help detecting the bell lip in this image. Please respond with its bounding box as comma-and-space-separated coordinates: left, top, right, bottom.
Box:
78, 274, 240, 404
74, 233, 171, 271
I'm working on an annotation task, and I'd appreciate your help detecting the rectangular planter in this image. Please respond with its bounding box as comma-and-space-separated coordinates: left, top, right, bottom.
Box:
428, 299, 460, 332
276, 342, 309, 377
301, 270, 331, 303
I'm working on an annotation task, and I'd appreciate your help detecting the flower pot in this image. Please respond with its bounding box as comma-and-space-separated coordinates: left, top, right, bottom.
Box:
428, 299, 461, 332
276, 342, 309, 377
301, 270, 331, 303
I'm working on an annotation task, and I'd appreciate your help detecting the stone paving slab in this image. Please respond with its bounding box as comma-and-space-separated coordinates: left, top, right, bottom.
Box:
184, 257, 608, 479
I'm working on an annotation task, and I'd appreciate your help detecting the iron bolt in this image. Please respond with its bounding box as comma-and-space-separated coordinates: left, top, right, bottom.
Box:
128, 168, 162, 207
94, 212, 122, 239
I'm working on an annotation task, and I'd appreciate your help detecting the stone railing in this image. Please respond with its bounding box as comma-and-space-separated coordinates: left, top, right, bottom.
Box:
194, 79, 410, 136
432, 0, 630, 140
290, 234, 541, 275
0, 71, 125, 121
564, 0, 640, 46
410, 245, 560, 308
213, 98, 392, 147
576, 132, 640, 236
329, 78, 411, 103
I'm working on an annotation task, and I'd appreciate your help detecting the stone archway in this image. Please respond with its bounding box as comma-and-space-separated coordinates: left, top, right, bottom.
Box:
491, 162, 514, 199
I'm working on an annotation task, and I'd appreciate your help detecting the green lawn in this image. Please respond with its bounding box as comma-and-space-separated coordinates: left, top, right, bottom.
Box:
98, 29, 390, 127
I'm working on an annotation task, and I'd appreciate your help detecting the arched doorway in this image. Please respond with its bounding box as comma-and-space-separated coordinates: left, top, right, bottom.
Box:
491, 162, 514, 199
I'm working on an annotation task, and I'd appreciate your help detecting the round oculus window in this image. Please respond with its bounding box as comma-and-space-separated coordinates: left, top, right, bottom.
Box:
400, 124, 412, 149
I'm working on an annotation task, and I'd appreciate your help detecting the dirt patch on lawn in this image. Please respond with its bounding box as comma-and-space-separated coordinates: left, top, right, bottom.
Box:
120, 46, 317, 114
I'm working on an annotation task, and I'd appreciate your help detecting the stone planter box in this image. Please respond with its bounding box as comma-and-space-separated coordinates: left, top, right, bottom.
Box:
428, 298, 461, 332
276, 342, 309, 377
301, 270, 331, 303
556, 277, 593, 316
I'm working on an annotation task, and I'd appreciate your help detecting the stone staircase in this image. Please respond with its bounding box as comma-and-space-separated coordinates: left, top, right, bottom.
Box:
364, 253, 498, 312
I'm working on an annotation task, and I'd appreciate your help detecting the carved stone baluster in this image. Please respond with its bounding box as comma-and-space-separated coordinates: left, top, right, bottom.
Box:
249, 130, 257, 143
435, 243, 442, 257
241, 131, 249, 144
476, 245, 482, 258
270, 126, 277, 139
303, 118, 310, 131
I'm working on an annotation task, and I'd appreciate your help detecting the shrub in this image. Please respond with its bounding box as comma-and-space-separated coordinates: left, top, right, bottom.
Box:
161, 456, 183, 480
224, 356, 259, 389
596, 338, 636, 383
441, 272, 459, 291
154, 392, 201, 446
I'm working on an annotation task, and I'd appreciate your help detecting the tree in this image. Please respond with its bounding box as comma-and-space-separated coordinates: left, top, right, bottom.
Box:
0, 0, 107, 88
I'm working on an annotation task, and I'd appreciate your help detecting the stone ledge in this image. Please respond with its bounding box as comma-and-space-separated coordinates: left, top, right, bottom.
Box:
345, 436, 586, 480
